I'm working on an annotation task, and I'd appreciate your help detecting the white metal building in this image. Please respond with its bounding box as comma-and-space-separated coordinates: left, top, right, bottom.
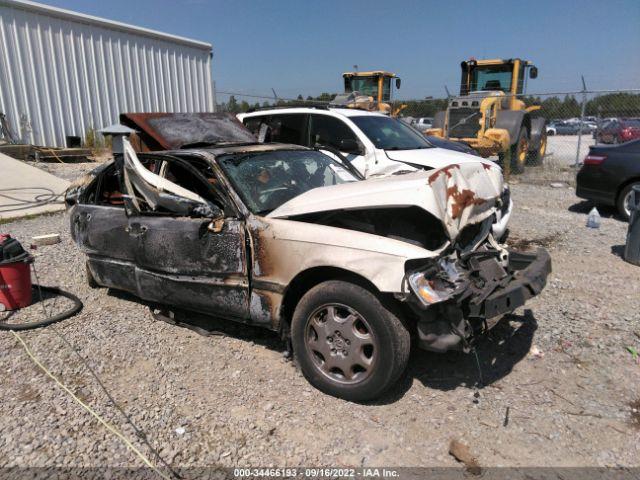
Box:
0, 0, 215, 147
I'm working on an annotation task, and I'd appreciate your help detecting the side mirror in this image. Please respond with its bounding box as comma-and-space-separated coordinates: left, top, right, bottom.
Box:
339, 138, 364, 155
529, 66, 538, 79
395, 78, 401, 89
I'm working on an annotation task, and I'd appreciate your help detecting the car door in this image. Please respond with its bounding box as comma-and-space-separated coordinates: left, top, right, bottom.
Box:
69, 162, 139, 294
308, 113, 372, 176
120, 144, 249, 320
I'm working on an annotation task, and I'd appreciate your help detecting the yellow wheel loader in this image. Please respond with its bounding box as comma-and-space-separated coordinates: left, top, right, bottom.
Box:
426, 58, 547, 173
333, 71, 405, 116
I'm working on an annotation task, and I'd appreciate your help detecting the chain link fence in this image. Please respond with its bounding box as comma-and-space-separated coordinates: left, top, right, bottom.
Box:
218, 89, 640, 172
398, 90, 640, 168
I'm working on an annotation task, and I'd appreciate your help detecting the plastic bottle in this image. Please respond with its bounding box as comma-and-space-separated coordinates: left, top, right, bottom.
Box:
586, 207, 601, 229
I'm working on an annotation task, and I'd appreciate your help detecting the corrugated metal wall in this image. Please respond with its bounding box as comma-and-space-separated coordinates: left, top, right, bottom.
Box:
0, 0, 215, 147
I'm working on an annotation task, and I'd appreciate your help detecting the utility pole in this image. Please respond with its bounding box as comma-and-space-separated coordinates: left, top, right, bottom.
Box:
575, 75, 587, 167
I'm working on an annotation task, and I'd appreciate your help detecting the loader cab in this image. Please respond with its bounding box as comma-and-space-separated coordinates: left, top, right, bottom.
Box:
460, 58, 538, 97
343, 71, 401, 104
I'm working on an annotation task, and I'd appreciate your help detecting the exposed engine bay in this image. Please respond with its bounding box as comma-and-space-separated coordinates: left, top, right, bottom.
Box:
289, 207, 449, 251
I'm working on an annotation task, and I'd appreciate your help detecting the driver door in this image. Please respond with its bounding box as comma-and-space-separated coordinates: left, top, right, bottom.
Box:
120, 146, 249, 320
308, 114, 372, 177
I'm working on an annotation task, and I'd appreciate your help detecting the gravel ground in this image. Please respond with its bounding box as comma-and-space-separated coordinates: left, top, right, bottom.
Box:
1, 162, 639, 470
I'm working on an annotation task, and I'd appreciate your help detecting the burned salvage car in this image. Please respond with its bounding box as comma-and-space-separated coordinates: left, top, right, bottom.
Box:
66, 114, 551, 401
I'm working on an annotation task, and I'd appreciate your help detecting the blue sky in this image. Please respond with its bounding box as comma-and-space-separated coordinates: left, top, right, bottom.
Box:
44, 0, 640, 101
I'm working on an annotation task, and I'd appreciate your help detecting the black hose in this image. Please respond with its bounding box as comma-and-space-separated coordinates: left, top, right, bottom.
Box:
0, 187, 64, 213
0, 285, 83, 330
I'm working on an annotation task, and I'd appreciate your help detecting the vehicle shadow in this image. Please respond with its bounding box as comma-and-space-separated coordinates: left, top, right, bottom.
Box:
106, 289, 284, 352
611, 244, 626, 258
106, 289, 537, 404
569, 199, 622, 221
374, 309, 538, 405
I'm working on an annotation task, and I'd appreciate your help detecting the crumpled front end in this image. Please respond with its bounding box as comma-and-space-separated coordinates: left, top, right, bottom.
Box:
404, 237, 551, 353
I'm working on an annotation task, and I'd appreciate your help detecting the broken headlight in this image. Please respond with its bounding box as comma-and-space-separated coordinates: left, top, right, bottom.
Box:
407, 258, 461, 306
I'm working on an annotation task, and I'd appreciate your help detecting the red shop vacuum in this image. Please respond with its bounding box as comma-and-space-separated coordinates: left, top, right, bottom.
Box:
0, 234, 33, 310
0, 234, 82, 330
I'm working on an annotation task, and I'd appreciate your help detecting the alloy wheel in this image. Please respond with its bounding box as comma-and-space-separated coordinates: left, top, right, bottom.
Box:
304, 303, 377, 384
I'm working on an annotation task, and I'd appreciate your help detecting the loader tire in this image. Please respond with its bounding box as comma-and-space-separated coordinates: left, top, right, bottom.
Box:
528, 129, 547, 166
499, 127, 528, 174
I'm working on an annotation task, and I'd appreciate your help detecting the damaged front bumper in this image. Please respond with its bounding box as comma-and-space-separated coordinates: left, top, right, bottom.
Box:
409, 247, 551, 353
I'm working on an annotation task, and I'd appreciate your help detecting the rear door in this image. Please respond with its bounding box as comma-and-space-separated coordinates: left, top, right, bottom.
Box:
120, 144, 249, 320
243, 113, 308, 145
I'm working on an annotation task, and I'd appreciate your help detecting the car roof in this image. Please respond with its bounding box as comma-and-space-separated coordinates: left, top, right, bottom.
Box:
120, 112, 256, 150
154, 142, 310, 158
239, 107, 388, 119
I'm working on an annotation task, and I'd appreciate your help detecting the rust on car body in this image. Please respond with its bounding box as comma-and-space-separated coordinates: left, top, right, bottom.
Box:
446, 185, 486, 219
428, 163, 460, 184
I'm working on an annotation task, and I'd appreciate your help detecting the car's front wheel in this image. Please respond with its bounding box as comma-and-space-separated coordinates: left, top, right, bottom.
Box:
291, 280, 410, 402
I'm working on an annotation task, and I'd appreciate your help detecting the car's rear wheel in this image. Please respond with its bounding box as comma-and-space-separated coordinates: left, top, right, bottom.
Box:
291, 280, 410, 402
617, 182, 640, 220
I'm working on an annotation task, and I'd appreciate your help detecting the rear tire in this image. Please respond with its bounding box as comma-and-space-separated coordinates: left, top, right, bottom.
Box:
291, 280, 410, 402
527, 129, 547, 166
617, 182, 640, 221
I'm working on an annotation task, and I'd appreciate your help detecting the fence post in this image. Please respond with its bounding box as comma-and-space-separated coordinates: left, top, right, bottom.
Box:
575, 76, 587, 167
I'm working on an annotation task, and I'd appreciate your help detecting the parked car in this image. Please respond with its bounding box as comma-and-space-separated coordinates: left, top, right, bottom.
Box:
66, 113, 550, 401
576, 139, 640, 220
238, 107, 511, 239
546, 121, 582, 136
400, 116, 415, 126
414, 117, 433, 130
595, 118, 640, 144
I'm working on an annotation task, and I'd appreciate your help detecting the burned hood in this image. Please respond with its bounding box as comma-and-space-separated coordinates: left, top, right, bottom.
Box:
120, 112, 256, 151
267, 162, 504, 240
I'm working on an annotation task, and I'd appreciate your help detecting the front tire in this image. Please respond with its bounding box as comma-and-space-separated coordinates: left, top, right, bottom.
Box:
498, 127, 528, 174
291, 280, 410, 402
528, 129, 547, 166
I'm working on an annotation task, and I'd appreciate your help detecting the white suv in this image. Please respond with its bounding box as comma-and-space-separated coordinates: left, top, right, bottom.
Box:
238, 107, 512, 239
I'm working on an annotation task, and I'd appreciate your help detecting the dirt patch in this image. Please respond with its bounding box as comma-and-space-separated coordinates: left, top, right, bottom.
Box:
507, 232, 561, 250
16, 384, 40, 403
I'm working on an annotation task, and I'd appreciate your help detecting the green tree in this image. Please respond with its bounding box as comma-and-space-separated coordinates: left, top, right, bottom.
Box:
227, 95, 239, 113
